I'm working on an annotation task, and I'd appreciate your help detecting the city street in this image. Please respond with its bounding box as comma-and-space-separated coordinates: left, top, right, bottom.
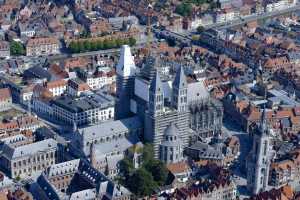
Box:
223, 118, 251, 199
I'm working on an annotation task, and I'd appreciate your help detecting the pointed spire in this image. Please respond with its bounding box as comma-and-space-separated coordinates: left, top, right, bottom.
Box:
260, 105, 268, 135
173, 66, 187, 88
150, 71, 163, 93
116, 45, 136, 77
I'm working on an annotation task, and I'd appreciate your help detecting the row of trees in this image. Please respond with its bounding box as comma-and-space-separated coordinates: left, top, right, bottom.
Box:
175, 0, 221, 17
10, 41, 25, 56
118, 144, 169, 197
68, 37, 137, 53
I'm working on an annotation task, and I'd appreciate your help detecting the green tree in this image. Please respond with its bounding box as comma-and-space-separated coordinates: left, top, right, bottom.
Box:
83, 40, 91, 51
68, 41, 77, 53
142, 143, 154, 165
115, 38, 123, 47
77, 41, 84, 53
119, 157, 134, 179
128, 168, 157, 197
96, 40, 104, 50
110, 39, 117, 48
145, 160, 168, 186
129, 37, 137, 46
197, 25, 205, 33
90, 41, 97, 51
103, 39, 111, 49
10, 41, 25, 56
175, 2, 192, 17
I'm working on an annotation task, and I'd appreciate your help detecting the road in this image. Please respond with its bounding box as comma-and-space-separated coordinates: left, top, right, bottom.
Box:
223, 118, 251, 199
209, 5, 300, 30
158, 4, 300, 45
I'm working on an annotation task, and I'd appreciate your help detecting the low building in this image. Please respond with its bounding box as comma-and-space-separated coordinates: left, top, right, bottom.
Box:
0, 138, 57, 179
166, 161, 192, 185
0, 41, 10, 58
51, 92, 115, 126
0, 88, 12, 112
26, 37, 60, 57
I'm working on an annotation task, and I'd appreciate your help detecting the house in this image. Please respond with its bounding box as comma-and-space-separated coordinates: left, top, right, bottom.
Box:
166, 161, 192, 185
44, 79, 67, 97
0, 88, 12, 112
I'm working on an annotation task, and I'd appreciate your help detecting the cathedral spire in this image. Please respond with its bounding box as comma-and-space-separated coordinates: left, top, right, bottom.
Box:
172, 66, 188, 112
149, 71, 164, 116
260, 105, 268, 135
173, 66, 187, 89
150, 71, 163, 93
116, 45, 136, 77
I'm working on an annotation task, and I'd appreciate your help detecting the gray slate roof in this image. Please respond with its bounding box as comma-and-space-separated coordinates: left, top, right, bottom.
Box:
1, 138, 57, 160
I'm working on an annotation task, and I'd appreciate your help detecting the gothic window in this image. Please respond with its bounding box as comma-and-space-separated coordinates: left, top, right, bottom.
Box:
263, 140, 267, 155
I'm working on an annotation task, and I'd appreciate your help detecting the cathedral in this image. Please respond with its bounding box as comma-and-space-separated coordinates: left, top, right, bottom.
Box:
116, 45, 222, 161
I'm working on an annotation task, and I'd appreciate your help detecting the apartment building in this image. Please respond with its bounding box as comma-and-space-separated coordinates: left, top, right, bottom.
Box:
26, 37, 59, 56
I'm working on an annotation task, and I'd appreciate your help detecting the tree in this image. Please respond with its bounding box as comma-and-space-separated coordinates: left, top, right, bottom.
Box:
77, 41, 84, 53
129, 37, 136, 47
142, 143, 154, 165
175, 3, 192, 17
128, 168, 157, 197
103, 39, 111, 49
96, 40, 104, 50
119, 157, 134, 179
110, 39, 117, 48
145, 159, 168, 186
83, 40, 91, 51
10, 41, 25, 56
197, 25, 205, 33
90, 41, 97, 51
115, 38, 123, 47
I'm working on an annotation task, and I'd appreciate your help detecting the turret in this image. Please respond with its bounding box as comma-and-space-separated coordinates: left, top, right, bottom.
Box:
172, 66, 188, 112
149, 71, 164, 116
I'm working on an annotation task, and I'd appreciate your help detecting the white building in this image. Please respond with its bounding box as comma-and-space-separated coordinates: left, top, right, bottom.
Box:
45, 80, 67, 97
265, 0, 290, 12
51, 92, 115, 126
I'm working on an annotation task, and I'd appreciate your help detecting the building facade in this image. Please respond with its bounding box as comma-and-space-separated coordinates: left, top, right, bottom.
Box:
0, 88, 12, 112
0, 138, 57, 179
51, 93, 114, 126
26, 37, 59, 56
